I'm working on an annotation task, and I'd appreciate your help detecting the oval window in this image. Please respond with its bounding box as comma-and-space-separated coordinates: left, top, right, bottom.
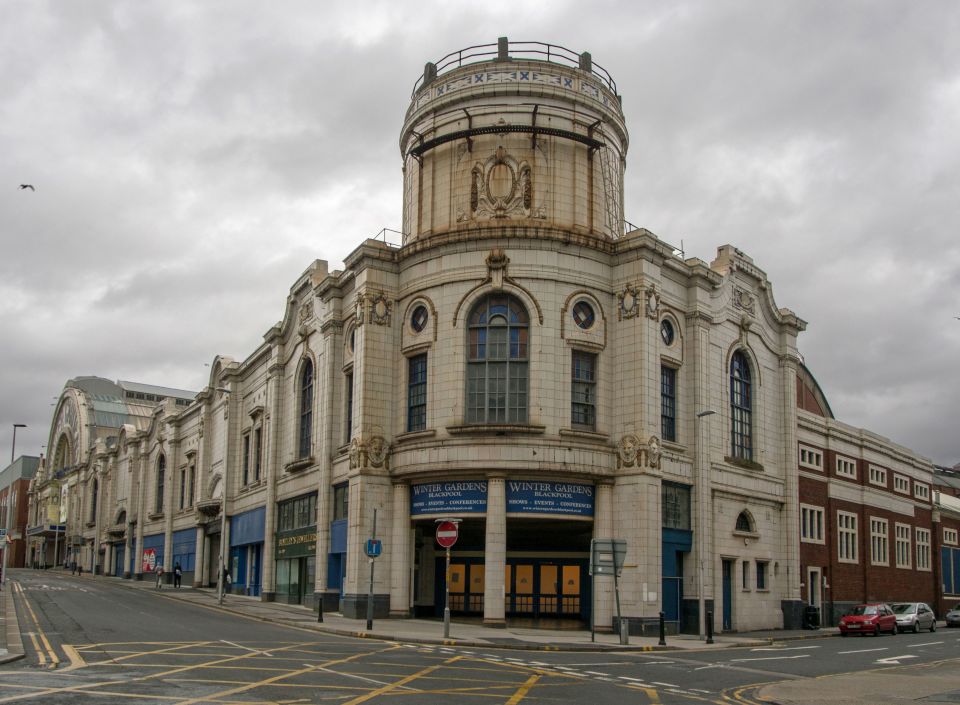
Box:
411, 304, 429, 333
572, 301, 595, 330
660, 319, 675, 346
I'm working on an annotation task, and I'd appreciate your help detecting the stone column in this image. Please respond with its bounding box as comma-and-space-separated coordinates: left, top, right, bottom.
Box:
593, 480, 614, 631
105, 543, 114, 576
122, 519, 132, 578
260, 363, 283, 601
483, 474, 506, 627
163, 437, 179, 578
389, 481, 411, 616
193, 526, 206, 588
201, 532, 212, 586
134, 445, 147, 580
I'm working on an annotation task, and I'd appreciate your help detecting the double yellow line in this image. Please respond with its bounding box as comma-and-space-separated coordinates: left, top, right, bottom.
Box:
13, 582, 59, 669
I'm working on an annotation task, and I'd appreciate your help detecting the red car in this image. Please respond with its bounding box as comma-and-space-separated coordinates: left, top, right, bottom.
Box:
839, 603, 898, 637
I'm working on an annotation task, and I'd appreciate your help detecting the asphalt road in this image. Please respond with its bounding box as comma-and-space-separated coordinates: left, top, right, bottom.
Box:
4, 569, 959, 705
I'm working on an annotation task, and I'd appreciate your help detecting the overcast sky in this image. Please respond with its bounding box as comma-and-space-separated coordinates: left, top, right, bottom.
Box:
2, 1, 958, 467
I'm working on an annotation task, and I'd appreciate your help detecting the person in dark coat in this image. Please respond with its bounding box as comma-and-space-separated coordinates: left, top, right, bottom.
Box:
173, 562, 182, 588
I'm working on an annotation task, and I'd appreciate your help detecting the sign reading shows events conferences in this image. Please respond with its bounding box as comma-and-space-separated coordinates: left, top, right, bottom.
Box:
506, 480, 594, 517
410, 481, 487, 516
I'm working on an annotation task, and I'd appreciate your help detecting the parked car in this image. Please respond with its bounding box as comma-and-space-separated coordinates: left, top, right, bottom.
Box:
891, 602, 936, 633
945, 605, 960, 628
839, 603, 898, 637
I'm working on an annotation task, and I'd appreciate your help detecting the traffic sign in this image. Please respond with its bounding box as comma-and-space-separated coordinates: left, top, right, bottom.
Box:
365, 538, 382, 558
435, 521, 459, 548
590, 538, 626, 576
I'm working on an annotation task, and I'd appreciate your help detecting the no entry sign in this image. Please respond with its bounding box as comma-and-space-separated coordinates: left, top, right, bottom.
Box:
435, 521, 459, 548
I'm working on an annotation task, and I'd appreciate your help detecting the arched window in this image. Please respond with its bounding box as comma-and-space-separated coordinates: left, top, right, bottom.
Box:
730, 351, 752, 460
155, 455, 165, 513
735, 511, 753, 533
299, 359, 314, 459
466, 294, 529, 424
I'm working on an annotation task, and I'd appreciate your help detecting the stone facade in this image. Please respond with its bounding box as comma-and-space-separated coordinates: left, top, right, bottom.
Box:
30, 39, 951, 632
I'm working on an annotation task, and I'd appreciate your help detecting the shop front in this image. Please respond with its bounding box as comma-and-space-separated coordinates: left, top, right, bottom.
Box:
412, 479, 594, 625
274, 493, 317, 605
171, 528, 196, 586
228, 507, 265, 597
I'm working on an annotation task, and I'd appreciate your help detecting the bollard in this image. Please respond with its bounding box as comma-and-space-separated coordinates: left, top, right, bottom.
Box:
658, 611, 666, 646
317, 595, 324, 623
619, 617, 630, 645
706, 610, 714, 644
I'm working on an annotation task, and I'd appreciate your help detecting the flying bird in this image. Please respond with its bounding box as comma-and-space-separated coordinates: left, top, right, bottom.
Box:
18, 184, 35, 191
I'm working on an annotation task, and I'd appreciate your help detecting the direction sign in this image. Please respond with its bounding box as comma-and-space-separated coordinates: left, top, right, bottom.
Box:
365, 538, 382, 558
435, 521, 459, 548
590, 538, 626, 576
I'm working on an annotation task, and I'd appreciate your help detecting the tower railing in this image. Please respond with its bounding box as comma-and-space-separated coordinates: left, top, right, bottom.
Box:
412, 38, 617, 97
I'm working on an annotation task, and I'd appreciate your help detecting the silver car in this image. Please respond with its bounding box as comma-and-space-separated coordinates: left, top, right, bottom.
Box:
946, 605, 960, 628
891, 602, 936, 633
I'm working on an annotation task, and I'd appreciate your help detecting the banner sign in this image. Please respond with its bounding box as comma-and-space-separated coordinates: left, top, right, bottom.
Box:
410, 481, 487, 516
142, 548, 157, 572
506, 480, 595, 517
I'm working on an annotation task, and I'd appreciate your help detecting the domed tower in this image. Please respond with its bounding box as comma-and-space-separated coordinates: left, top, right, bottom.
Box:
400, 38, 628, 243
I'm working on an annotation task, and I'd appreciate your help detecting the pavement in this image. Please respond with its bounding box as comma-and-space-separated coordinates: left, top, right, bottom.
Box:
2, 568, 959, 705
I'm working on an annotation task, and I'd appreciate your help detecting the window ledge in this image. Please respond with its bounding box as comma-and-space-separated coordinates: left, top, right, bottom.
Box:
733, 530, 760, 540
394, 429, 437, 443
724, 456, 765, 472
284, 457, 315, 473
446, 423, 546, 436
147, 512, 164, 521
559, 428, 609, 443
662, 439, 685, 453
85, 521, 96, 528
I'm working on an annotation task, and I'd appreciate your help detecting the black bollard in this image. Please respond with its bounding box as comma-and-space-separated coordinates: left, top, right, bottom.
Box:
317, 595, 324, 623
706, 610, 714, 644
658, 611, 666, 646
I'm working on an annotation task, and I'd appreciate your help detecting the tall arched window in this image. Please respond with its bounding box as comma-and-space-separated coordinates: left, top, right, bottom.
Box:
466, 294, 529, 424
299, 359, 314, 458
155, 455, 165, 513
730, 351, 753, 460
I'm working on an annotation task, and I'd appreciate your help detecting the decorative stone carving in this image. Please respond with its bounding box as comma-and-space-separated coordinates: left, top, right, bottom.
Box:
486, 248, 510, 289
349, 436, 391, 471
646, 435, 662, 470
617, 434, 662, 470
299, 299, 314, 324
645, 285, 660, 320
470, 147, 533, 220
733, 286, 755, 314
368, 293, 392, 327
355, 292, 392, 327
617, 434, 641, 468
617, 284, 641, 320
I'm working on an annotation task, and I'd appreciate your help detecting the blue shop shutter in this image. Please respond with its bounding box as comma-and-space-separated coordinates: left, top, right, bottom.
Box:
230, 507, 266, 547
330, 519, 347, 553
143, 533, 164, 567
172, 528, 196, 572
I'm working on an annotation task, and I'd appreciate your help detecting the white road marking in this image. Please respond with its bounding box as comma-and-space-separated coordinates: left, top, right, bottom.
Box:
875, 655, 918, 665
750, 645, 820, 651
907, 641, 943, 647
691, 689, 712, 694
694, 664, 722, 670
620, 676, 647, 682
653, 681, 678, 687
221, 640, 272, 657
730, 655, 811, 662
838, 648, 887, 654
585, 671, 606, 675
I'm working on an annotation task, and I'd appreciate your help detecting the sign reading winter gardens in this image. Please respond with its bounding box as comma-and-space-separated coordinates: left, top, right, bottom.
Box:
410, 480, 594, 517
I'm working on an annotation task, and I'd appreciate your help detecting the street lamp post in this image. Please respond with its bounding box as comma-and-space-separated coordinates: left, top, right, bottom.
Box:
695, 410, 716, 641
3, 424, 27, 585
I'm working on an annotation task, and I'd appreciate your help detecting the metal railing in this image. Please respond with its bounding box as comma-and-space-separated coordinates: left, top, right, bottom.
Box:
412, 39, 617, 97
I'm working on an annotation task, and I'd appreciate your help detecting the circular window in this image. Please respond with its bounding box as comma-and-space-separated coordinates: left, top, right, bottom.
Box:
660, 319, 675, 346
411, 304, 429, 333
572, 301, 595, 330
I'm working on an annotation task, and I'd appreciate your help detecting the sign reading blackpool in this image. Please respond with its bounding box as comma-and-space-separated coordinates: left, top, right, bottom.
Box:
410, 481, 487, 516
506, 481, 595, 517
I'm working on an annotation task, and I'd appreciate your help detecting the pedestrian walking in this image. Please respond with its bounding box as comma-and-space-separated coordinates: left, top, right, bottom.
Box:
155, 564, 164, 590
173, 562, 182, 589
77, 564, 82, 577
222, 564, 231, 595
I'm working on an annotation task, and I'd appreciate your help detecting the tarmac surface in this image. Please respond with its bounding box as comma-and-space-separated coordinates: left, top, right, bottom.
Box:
2, 568, 958, 705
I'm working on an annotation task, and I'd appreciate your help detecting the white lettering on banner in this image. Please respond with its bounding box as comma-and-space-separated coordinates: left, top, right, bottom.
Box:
412, 481, 487, 496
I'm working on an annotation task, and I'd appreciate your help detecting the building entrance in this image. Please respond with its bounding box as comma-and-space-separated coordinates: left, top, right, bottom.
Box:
505, 560, 585, 618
